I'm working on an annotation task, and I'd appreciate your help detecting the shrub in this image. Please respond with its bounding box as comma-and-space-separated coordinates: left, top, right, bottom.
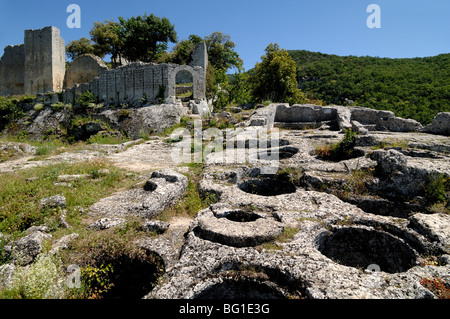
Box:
156, 85, 166, 102
75, 91, 98, 109
420, 277, 450, 299
66, 264, 114, 299
314, 129, 359, 162
425, 173, 448, 204
34, 103, 44, 111
333, 129, 357, 158
0, 253, 66, 299
0, 97, 24, 130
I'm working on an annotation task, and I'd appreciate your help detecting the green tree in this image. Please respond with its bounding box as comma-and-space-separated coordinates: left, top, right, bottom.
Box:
203, 32, 247, 108
118, 14, 177, 62
66, 37, 97, 60
250, 43, 308, 104
205, 32, 242, 72
89, 20, 124, 65
168, 34, 203, 65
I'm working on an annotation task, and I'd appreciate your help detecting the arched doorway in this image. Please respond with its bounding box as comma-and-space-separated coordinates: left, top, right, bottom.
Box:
175, 70, 194, 100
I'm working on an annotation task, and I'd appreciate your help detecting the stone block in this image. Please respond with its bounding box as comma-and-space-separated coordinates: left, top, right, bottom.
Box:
423, 112, 450, 136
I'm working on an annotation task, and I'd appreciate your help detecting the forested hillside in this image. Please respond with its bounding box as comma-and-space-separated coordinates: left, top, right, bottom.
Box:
288, 50, 450, 125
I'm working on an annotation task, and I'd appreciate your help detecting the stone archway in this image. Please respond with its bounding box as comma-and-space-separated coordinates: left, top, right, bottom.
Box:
167, 65, 206, 100
175, 69, 194, 100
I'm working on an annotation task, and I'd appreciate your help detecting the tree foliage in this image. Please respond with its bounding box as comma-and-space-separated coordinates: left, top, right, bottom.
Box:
288, 50, 450, 125
249, 43, 309, 104
66, 38, 100, 60
0, 97, 24, 131
117, 14, 177, 62
69, 14, 177, 64
166, 34, 203, 65
89, 20, 123, 64
205, 32, 243, 72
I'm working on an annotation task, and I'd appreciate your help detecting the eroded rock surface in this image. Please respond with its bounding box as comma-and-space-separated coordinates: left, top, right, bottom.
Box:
88, 169, 188, 219
145, 127, 449, 300
1, 119, 449, 299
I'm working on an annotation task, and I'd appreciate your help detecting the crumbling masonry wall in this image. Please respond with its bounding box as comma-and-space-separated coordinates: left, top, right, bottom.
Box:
0, 45, 25, 96
24, 26, 65, 95
64, 54, 109, 89
1, 27, 207, 104
63, 62, 206, 104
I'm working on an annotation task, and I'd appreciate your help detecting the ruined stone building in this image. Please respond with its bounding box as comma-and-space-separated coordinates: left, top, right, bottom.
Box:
0, 26, 208, 104
0, 26, 65, 96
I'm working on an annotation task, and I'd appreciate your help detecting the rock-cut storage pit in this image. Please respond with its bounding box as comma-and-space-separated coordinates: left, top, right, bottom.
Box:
316, 226, 418, 274
195, 206, 284, 248
238, 175, 297, 197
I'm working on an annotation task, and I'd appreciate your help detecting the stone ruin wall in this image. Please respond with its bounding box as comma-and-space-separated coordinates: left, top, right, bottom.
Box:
275, 104, 337, 123
0, 45, 25, 96
24, 26, 65, 95
249, 103, 434, 134
62, 62, 206, 105
61, 41, 207, 105
64, 54, 109, 89
0, 26, 207, 105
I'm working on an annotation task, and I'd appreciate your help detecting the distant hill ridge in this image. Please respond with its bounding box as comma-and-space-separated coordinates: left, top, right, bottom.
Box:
287, 50, 450, 125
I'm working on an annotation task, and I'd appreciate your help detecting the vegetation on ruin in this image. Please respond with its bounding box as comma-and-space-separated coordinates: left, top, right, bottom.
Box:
420, 277, 450, 299
425, 173, 449, 205
0, 97, 24, 132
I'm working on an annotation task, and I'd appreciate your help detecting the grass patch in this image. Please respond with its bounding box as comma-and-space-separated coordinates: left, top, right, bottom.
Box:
313, 129, 361, 162
257, 226, 301, 251
0, 159, 135, 235
1, 136, 89, 161
158, 163, 217, 221
86, 133, 125, 145
372, 139, 410, 151
425, 173, 449, 205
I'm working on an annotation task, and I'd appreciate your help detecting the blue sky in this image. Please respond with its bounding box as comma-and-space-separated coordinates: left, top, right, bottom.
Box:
0, 0, 449, 70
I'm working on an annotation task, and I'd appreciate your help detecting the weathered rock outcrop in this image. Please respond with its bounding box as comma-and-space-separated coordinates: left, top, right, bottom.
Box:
370, 149, 450, 200
244, 104, 424, 133
6, 101, 188, 140
97, 103, 188, 139
196, 204, 284, 247
423, 112, 450, 136
147, 170, 448, 298
11, 231, 52, 266
349, 106, 424, 132
88, 169, 188, 219
189, 99, 211, 117
1, 113, 449, 300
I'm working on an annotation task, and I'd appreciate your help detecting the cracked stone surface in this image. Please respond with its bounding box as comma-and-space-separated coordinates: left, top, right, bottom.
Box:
143, 128, 449, 299
2, 125, 449, 299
